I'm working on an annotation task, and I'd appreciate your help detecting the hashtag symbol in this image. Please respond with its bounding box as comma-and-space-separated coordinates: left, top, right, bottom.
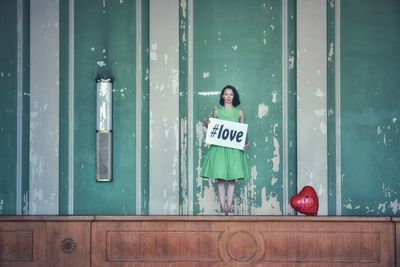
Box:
210, 124, 219, 137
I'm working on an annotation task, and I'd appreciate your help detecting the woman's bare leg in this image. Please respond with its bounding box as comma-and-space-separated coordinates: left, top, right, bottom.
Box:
227, 180, 236, 214
217, 179, 227, 214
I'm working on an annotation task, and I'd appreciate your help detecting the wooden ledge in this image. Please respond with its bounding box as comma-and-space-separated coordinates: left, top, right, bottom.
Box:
0, 215, 394, 222
93, 215, 393, 222
0, 216, 95, 222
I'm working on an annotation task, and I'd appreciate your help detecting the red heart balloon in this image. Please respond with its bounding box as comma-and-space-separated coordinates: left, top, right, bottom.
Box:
290, 185, 319, 216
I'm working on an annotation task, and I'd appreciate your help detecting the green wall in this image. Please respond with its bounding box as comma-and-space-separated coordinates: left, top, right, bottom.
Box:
2, 0, 400, 216
188, 0, 296, 214
0, 0, 18, 215
0, 0, 29, 215
340, 0, 400, 215
67, 0, 140, 214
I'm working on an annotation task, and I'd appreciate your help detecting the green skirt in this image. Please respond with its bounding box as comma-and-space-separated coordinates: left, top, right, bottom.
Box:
200, 145, 250, 180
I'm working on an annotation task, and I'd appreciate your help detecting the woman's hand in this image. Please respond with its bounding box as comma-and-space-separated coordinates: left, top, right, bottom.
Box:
202, 118, 210, 128
243, 143, 249, 151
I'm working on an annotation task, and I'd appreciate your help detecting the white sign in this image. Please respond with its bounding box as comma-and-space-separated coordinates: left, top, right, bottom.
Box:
205, 118, 248, 150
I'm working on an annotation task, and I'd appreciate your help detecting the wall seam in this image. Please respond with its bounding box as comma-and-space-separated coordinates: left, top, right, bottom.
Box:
16, 0, 24, 215
282, 0, 289, 215
187, 0, 194, 215
335, 0, 341, 215
136, 0, 142, 215
68, 0, 75, 215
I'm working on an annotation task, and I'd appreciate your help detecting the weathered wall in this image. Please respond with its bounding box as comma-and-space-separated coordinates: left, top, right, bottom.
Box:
186, 0, 296, 215
340, 0, 400, 215
0, 0, 30, 215
70, 0, 140, 214
1, 0, 399, 216
30, 0, 60, 215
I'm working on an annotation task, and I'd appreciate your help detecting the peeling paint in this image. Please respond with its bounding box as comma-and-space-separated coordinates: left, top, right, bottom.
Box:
377, 125, 382, 135
271, 91, 277, 103
180, 0, 187, 18
320, 122, 327, 135
251, 165, 257, 180
217, 32, 222, 42
328, 42, 334, 61
202, 72, 210, 78
390, 199, 399, 214
315, 88, 325, 97
257, 103, 269, 118
271, 176, 278, 185
263, 30, 267, 45
272, 137, 280, 172
149, 111, 154, 148
198, 91, 219, 96
253, 188, 282, 215
288, 55, 295, 69
196, 121, 220, 214
150, 43, 157, 61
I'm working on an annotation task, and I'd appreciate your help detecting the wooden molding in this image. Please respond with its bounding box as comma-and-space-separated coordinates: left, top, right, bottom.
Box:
0, 216, 396, 266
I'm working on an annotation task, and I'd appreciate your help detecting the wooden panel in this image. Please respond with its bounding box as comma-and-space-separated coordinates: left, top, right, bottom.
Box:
0, 222, 46, 267
0, 216, 396, 266
92, 217, 395, 266
92, 221, 226, 266
106, 231, 221, 261
46, 222, 91, 267
395, 219, 400, 267
260, 221, 390, 265
0, 230, 32, 261
263, 231, 379, 262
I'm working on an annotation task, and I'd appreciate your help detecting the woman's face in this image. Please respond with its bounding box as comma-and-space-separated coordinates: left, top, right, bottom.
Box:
222, 88, 234, 105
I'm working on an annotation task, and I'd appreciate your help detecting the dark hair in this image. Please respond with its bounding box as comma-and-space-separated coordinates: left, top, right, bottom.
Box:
219, 85, 241, 106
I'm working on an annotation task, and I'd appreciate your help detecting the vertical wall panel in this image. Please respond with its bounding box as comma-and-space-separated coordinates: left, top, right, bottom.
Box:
29, 0, 59, 215
340, 0, 400, 215
286, 0, 298, 214
136, 0, 150, 215
327, 0, 338, 215
73, 0, 137, 214
0, 0, 30, 215
0, 1, 19, 215
149, 0, 180, 215
297, 0, 328, 215
59, 0, 70, 215
191, 0, 286, 215
178, 0, 191, 214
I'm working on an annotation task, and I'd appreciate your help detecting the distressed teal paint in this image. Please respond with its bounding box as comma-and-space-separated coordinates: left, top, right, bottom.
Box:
327, 0, 336, 215
193, 0, 284, 214
139, 0, 150, 215
59, 0, 70, 215
341, 0, 400, 215
0, 0, 18, 215
0, 0, 30, 215
287, 0, 297, 212
74, 0, 137, 214
21, 0, 30, 215
179, 0, 190, 214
